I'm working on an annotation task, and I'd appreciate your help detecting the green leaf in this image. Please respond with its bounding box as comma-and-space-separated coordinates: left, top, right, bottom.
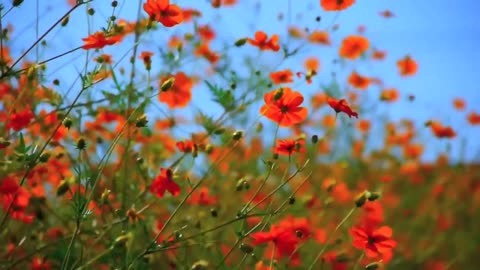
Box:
204, 80, 235, 112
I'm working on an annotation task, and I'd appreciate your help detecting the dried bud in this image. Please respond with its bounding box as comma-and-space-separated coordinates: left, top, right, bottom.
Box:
311, 134, 318, 144
210, 208, 218, 217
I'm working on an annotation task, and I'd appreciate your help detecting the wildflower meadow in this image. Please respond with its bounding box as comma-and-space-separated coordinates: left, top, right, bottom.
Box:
0, 0, 479, 269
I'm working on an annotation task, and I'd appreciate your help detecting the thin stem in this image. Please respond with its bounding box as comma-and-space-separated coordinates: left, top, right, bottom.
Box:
307, 207, 356, 270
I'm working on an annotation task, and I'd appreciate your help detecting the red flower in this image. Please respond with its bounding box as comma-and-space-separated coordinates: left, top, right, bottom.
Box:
260, 87, 308, 127
5, 107, 34, 131
81, 31, 122, 50
350, 223, 397, 261
143, 0, 183, 27
427, 121, 456, 139
176, 140, 197, 153
327, 97, 358, 118
397, 55, 418, 76
274, 138, 305, 156
250, 216, 311, 266
247, 31, 280, 51
186, 187, 218, 206
320, 0, 355, 11
149, 168, 180, 198
270, 69, 294, 84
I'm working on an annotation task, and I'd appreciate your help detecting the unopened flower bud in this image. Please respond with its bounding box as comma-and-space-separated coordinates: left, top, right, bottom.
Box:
76, 138, 87, 150
273, 88, 284, 101
311, 134, 318, 144
239, 243, 253, 253
355, 191, 369, 208
161, 77, 175, 92
39, 152, 51, 163
113, 233, 132, 248
56, 178, 73, 196
367, 191, 381, 201
232, 130, 243, 141
234, 38, 247, 47
365, 262, 381, 270
135, 115, 148, 127
13, 0, 24, 7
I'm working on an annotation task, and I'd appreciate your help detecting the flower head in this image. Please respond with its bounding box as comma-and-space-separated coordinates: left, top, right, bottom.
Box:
143, 0, 183, 27
81, 32, 122, 50
248, 31, 280, 51
327, 97, 358, 118
350, 223, 397, 262
260, 87, 308, 127
149, 168, 180, 198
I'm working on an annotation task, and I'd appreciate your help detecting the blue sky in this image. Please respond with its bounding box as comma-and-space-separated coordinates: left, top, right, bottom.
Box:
3, 0, 480, 161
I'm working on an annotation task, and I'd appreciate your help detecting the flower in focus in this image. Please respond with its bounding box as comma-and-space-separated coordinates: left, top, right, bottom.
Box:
81, 32, 122, 50
350, 223, 397, 261
274, 138, 305, 156
260, 87, 308, 127
143, 0, 183, 27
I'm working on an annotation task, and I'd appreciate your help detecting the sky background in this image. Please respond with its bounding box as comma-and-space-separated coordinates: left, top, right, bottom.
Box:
3, 0, 480, 162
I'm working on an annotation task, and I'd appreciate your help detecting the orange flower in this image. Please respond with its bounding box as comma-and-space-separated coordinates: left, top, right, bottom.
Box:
159, 72, 193, 108
356, 119, 371, 133
194, 43, 220, 64
427, 121, 456, 139
176, 140, 197, 153
339, 35, 369, 60
198, 25, 215, 41
288, 26, 306, 39
95, 54, 113, 64
308, 30, 331, 45
350, 223, 397, 261
182, 8, 202, 22
311, 92, 328, 110
348, 71, 370, 89
467, 112, 480, 125
143, 0, 183, 27
452, 98, 466, 111
397, 55, 418, 76
168, 35, 183, 50
260, 87, 308, 127
270, 69, 293, 84
372, 49, 386, 60
247, 31, 280, 51
327, 97, 358, 118
81, 31, 122, 50
320, 0, 355, 11
139, 51, 154, 69
380, 88, 399, 102
0, 47, 12, 65
274, 138, 305, 156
